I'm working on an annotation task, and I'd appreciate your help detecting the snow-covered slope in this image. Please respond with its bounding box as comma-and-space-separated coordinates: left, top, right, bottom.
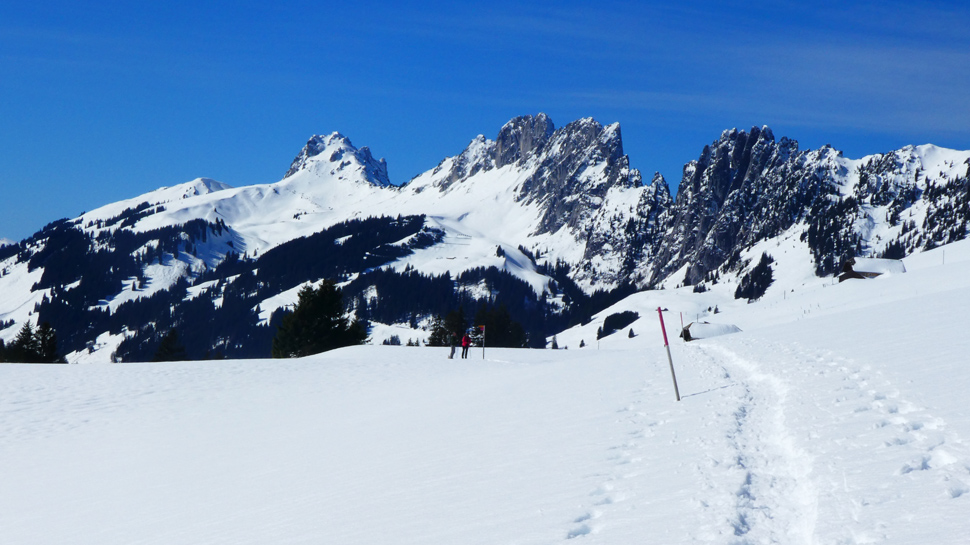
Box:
77, 135, 393, 256
3, 239, 969, 544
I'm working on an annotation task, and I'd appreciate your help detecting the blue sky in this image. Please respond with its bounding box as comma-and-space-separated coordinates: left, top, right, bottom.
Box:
2, 0, 969, 242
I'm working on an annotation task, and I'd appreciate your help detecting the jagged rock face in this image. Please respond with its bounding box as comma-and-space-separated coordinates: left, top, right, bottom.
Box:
647, 126, 970, 286
585, 172, 673, 286
400, 114, 665, 289
519, 119, 642, 236
494, 113, 555, 168
650, 126, 859, 284
422, 134, 495, 193
408, 114, 653, 239
653, 126, 786, 283
497, 117, 669, 288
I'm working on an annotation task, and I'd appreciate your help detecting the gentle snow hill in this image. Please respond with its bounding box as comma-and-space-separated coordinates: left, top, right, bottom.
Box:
78, 177, 232, 230
3, 241, 970, 544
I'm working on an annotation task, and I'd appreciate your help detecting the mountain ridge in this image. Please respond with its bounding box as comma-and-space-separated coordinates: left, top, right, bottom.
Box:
1, 114, 968, 362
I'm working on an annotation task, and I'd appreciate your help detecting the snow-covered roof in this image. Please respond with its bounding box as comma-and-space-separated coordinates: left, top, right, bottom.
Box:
682, 321, 741, 340
850, 257, 906, 275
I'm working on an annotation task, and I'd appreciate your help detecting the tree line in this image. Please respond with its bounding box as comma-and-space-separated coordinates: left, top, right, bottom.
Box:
0, 322, 63, 363
9, 210, 640, 362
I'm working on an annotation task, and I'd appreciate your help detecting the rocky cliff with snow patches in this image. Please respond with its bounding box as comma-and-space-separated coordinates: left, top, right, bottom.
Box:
1, 114, 968, 361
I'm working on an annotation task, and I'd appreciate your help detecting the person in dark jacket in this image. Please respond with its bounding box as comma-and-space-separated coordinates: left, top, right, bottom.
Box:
460, 333, 471, 359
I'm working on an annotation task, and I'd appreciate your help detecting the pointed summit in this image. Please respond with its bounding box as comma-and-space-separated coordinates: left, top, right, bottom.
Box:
284, 133, 391, 187
494, 113, 555, 168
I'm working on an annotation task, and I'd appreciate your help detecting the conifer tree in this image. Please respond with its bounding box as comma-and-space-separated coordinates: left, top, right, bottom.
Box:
272, 280, 367, 358
3, 322, 63, 363
153, 328, 188, 362
36, 322, 61, 363
443, 308, 467, 338
735, 253, 774, 301
10, 322, 40, 363
473, 304, 527, 348
426, 315, 449, 346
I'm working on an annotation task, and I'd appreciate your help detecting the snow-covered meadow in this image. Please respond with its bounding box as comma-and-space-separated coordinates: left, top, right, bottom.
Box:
3, 241, 970, 544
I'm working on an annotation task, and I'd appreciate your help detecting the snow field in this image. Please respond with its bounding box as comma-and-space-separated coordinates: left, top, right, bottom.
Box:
0, 348, 688, 544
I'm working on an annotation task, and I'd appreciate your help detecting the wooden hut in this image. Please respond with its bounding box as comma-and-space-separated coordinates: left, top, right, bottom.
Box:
839, 257, 906, 282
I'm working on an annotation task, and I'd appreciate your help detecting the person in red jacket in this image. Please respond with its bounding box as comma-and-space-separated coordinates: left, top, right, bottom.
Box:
460, 332, 471, 359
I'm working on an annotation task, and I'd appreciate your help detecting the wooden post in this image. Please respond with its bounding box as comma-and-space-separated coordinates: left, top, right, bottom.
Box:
657, 307, 681, 402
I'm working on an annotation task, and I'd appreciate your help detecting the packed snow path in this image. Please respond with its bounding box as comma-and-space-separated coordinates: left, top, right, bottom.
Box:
680, 337, 970, 544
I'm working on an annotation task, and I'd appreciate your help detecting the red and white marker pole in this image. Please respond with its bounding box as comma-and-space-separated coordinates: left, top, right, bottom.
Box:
657, 307, 681, 402
480, 325, 486, 359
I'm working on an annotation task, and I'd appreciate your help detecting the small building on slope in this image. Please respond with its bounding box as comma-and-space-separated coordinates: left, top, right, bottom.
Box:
838, 257, 906, 282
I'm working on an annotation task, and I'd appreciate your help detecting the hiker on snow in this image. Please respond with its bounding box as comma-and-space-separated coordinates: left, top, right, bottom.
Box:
461, 332, 471, 359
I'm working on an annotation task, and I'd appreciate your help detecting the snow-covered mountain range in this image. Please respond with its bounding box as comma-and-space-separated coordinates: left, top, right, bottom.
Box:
1, 114, 968, 362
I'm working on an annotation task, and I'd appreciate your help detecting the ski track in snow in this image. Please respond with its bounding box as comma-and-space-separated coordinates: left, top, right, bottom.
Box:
564, 380, 656, 541
529, 330, 970, 544
687, 342, 818, 544
678, 338, 970, 545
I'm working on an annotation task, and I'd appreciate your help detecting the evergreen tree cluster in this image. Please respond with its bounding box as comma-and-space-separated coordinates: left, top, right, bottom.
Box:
152, 328, 188, 362
473, 304, 527, 348
272, 280, 367, 358
879, 239, 907, 260
346, 267, 458, 327
866, 169, 970, 259
425, 302, 539, 349
597, 311, 639, 339
345, 265, 567, 349
735, 252, 774, 301
426, 308, 468, 347
21, 216, 233, 356
802, 195, 863, 276
914, 175, 970, 250
119, 215, 438, 360
0, 322, 63, 363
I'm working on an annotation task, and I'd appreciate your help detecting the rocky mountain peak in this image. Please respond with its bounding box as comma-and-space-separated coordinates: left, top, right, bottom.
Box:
283, 133, 391, 187
652, 125, 801, 284
494, 113, 555, 168
646, 172, 672, 201
504, 116, 646, 239
680, 125, 780, 201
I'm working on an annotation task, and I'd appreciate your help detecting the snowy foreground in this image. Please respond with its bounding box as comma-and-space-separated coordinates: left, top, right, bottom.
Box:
3, 246, 970, 544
